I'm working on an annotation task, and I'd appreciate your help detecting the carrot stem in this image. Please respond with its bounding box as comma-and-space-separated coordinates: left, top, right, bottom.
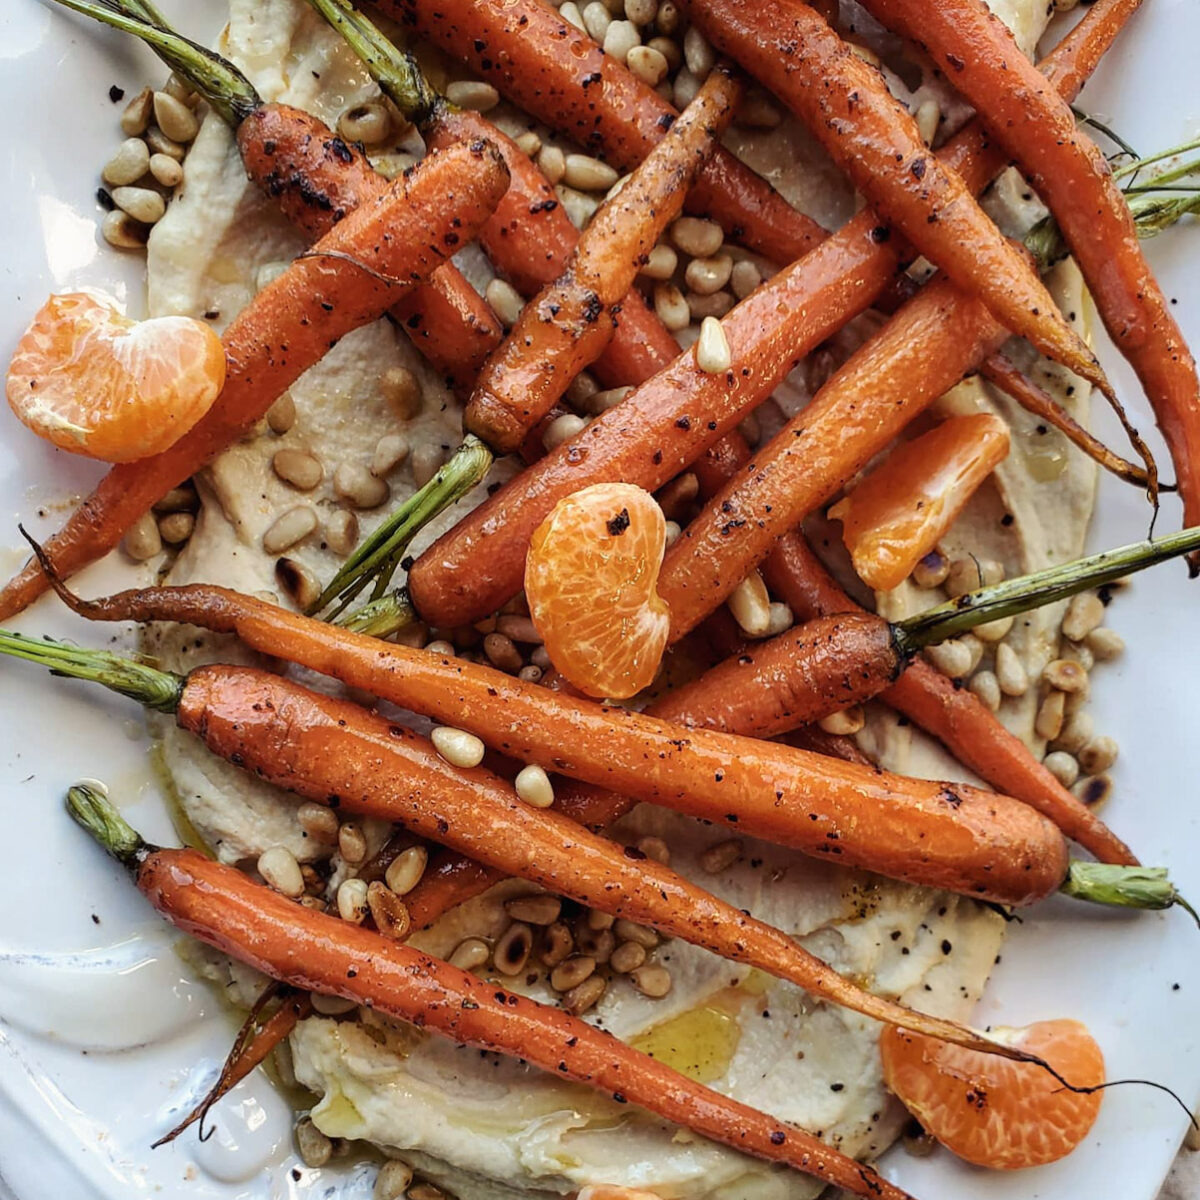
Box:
66, 782, 150, 868
894, 525, 1200, 653
1061, 863, 1200, 928
51, 0, 259, 126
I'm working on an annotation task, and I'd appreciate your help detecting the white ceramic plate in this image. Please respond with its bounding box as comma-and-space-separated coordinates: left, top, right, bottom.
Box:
0, 2, 1198, 1198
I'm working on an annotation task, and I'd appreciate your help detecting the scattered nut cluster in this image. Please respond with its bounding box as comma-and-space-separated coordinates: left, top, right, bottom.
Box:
100, 78, 199, 250
910, 548, 1123, 807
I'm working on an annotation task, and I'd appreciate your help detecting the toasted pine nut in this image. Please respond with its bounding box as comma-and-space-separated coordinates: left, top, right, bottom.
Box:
610, 940, 647, 973
671, 216, 724, 258
267, 391, 296, 434
275, 556, 320, 610
543, 413, 587, 451
324, 509, 359, 557
818, 706, 865, 736
587, 909, 616, 931
145, 127, 186, 160
995, 643, 1029, 696
636, 835, 670, 864
123, 511, 162, 561
1078, 735, 1118, 775
157, 511, 194, 545
925, 638, 973, 679
311, 992, 358, 1016
366, 881, 411, 939
687, 290, 734, 320
631, 964, 672, 998
273, 448, 324, 491
614, 918, 659, 948
103, 138, 151, 187
683, 25, 715, 76
375, 1160, 415, 1200
149, 153, 184, 188
537, 144, 567, 185
432, 726, 486, 768
730, 259, 762, 300
338, 821, 368, 865
485, 278, 525, 327
1035, 690, 1067, 741
727, 570, 771, 637
257, 846, 305, 897
695, 315, 731, 374
626, 44, 669, 86
582, 1, 612, 41
101, 209, 149, 250
334, 463, 389, 510
1063, 593, 1106, 642
445, 80, 500, 112
653, 282, 690, 331
765, 601, 793, 637
626, 0, 658, 21
337, 101, 392, 146
372, 433, 410, 477
562, 973, 607, 1015
112, 185, 165, 225
385, 846, 428, 896
336, 877, 369, 923
494, 921, 533, 975
411, 443, 446, 489
297, 801, 339, 841
506, 893, 563, 925
1085, 627, 1125, 661
120, 88, 154, 136
449, 937, 490, 970
1043, 659, 1089, 694
514, 130, 542, 157
153, 90, 199, 142
296, 1118, 333, 1168
699, 838, 743, 874
263, 505, 317, 554
639, 242, 677, 280
550, 955, 597, 992
603, 19, 641, 63
380, 366, 422, 420
515, 763, 555, 808
968, 670, 1001, 712
1043, 750, 1080, 787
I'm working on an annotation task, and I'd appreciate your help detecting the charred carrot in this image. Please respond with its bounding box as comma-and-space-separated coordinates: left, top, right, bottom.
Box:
66, 786, 913, 1199
828, 413, 1011, 591
0, 140, 511, 622
677, 0, 1115, 404
402, 0, 1142, 629
463, 64, 742, 453
373, 0, 826, 264
6, 640, 1064, 1069
59, 0, 501, 394
859, 0, 1200, 548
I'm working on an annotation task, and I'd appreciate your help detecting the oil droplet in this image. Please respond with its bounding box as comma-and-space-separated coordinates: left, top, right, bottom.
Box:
1025, 444, 1067, 482
630, 1005, 741, 1083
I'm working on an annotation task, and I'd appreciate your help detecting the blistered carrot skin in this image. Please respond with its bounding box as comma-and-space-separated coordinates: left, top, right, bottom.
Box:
376, 0, 827, 263
0, 141, 511, 621
67, 585, 1070, 907
861, 0, 1200, 546
464, 66, 743, 453
678, 0, 1107, 396
120, 845, 912, 1199
830, 413, 1011, 592
404, 0, 1135, 629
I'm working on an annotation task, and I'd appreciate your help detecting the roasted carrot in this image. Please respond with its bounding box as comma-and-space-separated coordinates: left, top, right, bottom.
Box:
828, 413, 1011, 591
5, 637, 1066, 1069
66, 786, 914, 1200
859, 0, 1200, 549
374, 0, 826, 264
0, 140, 511, 621
463, 64, 742, 452
59, 0, 501, 394
403, 0, 1141, 629
677, 0, 1113, 402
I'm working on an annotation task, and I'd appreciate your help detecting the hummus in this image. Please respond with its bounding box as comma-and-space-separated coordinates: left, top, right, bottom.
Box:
139, 0, 1092, 1195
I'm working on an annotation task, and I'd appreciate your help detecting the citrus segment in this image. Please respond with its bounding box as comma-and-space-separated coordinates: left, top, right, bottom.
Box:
525, 482, 670, 699
6, 292, 226, 463
577, 1188, 664, 1200
881, 1018, 1104, 1170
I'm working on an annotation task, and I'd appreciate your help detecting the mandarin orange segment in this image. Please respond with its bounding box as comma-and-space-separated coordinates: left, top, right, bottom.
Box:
577, 1188, 665, 1200
829, 413, 1010, 591
6, 292, 226, 463
525, 482, 670, 700
881, 1018, 1104, 1170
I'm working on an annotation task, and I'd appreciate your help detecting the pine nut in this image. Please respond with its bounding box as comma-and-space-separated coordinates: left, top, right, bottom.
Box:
531, 646, 553, 670
111, 184, 165, 226
375, 1160, 415, 1200
563, 973, 607, 1014
671, 216, 723, 258
673, 68, 700, 109
653, 282, 690, 331
614, 919, 659, 948
494, 921, 534, 975
276, 558, 319, 612
515, 763, 555, 808
481, 632, 521, 673
564, 152, 619, 193
366, 881, 411, 939
146, 126, 186, 160
1043, 750, 1080, 787
610, 940, 647, 973
541, 921, 575, 966
518, 664, 544, 683
559, 0, 586, 27
121, 87, 154, 136
683, 26, 715, 77
960, 633, 984, 674
543, 412, 587, 451
636, 835, 670, 864
626, 44, 669, 85
411, 443, 446, 488
497, 614, 542, 643
263, 505, 317, 554
565, 369, 600, 410
626, 0, 658, 20
298, 801, 339, 841
1085, 627, 1125, 661
153, 91, 199, 142
296, 1118, 333, 1168
272, 448, 323, 491
968, 670, 1001, 712
449, 937, 490, 970
258, 846, 305, 897
385, 846, 428, 895
911, 549, 949, 589
1043, 658, 1089, 693
686, 290, 734, 320
157, 511, 194, 545
101, 210, 149, 250
972, 615, 1014, 643
656, 0, 681, 32
1078, 735, 1118, 775
603, 19, 641, 63
915, 99, 941, 146
371, 433, 410, 477
577, 927, 616, 964
153, 484, 198, 514
556, 183, 599, 230
1075, 773, 1113, 807
337, 822, 368, 866
337, 101, 392, 146
371, 152, 418, 180
1062, 640, 1094, 671
765, 601, 793, 637
380, 366, 422, 420
336, 877, 369, 923
730, 259, 762, 300
310, 992, 358, 1016
631, 964, 672, 998
149, 153, 184, 188
537, 144, 567, 185
727, 570, 771, 637
514, 130, 542, 157
1063, 593, 1105, 642
485, 278, 525, 327
647, 35, 682, 71
432, 726, 486, 768
506, 893, 563, 925
334, 463, 389, 509
582, 1, 612, 41
926, 638, 973, 679
819, 705, 865, 736
103, 137, 151, 187
1054, 710, 1094, 755
1035, 689, 1066, 741
445, 80, 500, 112
123, 511, 162, 561
700, 839, 743, 874
426, 639, 456, 658
695, 315, 732, 374
995, 642, 1029, 696
587, 910, 616, 931
663, 519, 681, 547
945, 557, 983, 597
325, 509, 359, 557
550, 955, 597, 992
267, 391, 296, 434
639, 243, 677, 280
408, 1184, 447, 1200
